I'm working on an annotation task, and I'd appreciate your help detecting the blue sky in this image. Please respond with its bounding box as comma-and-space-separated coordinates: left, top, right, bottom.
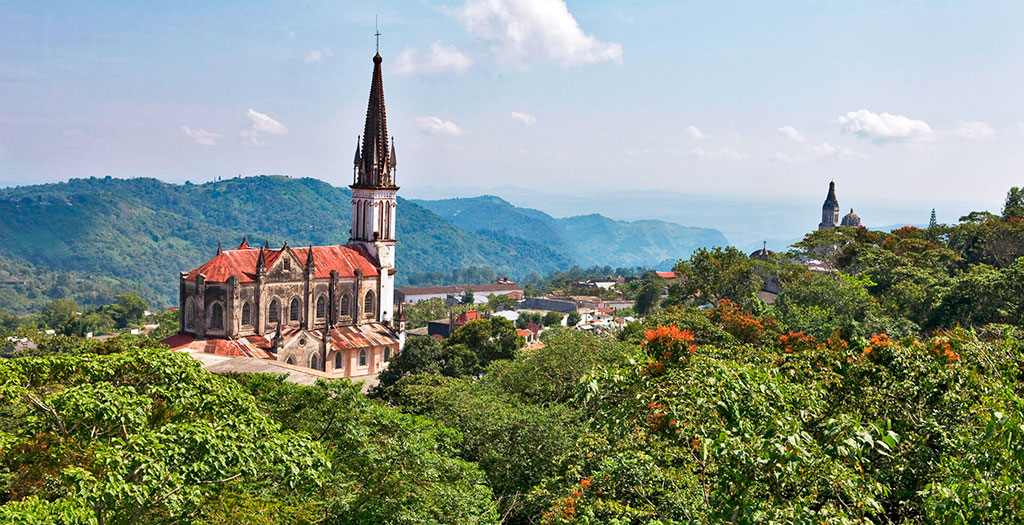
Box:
2, 0, 1023, 217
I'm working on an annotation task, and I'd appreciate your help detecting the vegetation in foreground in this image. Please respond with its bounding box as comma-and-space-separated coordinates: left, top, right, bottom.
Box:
0, 187, 1023, 523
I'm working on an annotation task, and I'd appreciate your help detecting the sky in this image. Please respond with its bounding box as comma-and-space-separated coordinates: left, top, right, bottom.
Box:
2, 0, 1023, 223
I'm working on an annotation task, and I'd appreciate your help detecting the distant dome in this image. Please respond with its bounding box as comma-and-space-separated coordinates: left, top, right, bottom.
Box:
749, 242, 774, 261
841, 208, 861, 227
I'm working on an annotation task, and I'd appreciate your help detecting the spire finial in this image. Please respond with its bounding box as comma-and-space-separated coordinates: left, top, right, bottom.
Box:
375, 16, 381, 54
217, 241, 222, 255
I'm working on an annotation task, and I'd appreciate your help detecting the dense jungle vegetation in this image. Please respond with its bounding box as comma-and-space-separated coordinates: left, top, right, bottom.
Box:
1, 187, 1023, 523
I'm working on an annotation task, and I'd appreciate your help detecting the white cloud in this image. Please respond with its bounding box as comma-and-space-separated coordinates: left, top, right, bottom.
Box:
836, 109, 932, 142
396, 41, 472, 75
454, 0, 622, 68
777, 125, 805, 143
510, 111, 536, 126
304, 49, 323, 64
303, 47, 333, 64
241, 109, 288, 146
181, 126, 221, 146
810, 141, 859, 159
771, 152, 797, 162
690, 147, 744, 160
952, 121, 995, 140
283, 26, 295, 39
416, 116, 464, 136
685, 125, 707, 140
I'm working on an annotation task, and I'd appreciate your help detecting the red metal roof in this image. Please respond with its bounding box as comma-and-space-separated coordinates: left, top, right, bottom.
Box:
655, 271, 678, 279
184, 244, 379, 283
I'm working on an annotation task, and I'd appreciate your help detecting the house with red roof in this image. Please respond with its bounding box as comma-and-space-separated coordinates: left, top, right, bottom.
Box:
164, 50, 403, 378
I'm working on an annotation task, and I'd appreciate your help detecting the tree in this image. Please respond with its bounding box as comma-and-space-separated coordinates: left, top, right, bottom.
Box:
445, 317, 524, 368
566, 311, 582, 326
543, 311, 564, 327
1003, 186, 1024, 220
929, 208, 938, 229
108, 293, 148, 328
0, 346, 329, 523
40, 298, 78, 332
461, 289, 475, 305
375, 336, 479, 392
673, 246, 761, 306
634, 281, 662, 316
487, 293, 515, 311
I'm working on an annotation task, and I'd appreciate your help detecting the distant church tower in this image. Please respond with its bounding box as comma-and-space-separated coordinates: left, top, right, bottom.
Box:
818, 181, 840, 230
350, 50, 398, 325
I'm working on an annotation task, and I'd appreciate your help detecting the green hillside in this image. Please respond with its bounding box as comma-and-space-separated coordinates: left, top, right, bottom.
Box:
413, 195, 729, 269
0, 176, 570, 313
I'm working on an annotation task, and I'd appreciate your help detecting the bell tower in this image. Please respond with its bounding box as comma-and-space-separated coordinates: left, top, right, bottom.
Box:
818, 181, 840, 230
349, 50, 397, 325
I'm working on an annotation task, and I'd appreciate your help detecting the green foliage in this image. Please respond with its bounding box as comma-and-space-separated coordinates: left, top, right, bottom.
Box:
543, 311, 564, 327
461, 289, 475, 305
566, 311, 582, 327
0, 345, 329, 523
232, 374, 499, 524
375, 318, 524, 394
672, 246, 762, 307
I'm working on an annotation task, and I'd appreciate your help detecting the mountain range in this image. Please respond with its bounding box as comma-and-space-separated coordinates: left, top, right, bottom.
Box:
412, 196, 728, 270
0, 176, 728, 313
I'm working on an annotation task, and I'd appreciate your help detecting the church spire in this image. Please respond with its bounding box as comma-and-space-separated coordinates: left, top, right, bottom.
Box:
355, 50, 394, 188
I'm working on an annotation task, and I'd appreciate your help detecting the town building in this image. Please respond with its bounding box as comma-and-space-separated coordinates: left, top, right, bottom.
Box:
395, 282, 524, 305
164, 50, 403, 377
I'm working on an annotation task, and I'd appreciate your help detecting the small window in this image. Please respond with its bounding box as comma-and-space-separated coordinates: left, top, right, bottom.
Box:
384, 347, 391, 362
185, 299, 197, 329
289, 298, 301, 322
210, 303, 224, 331
241, 302, 252, 326
334, 352, 342, 369
269, 299, 280, 324
340, 295, 350, 316
283, 258, 291, 271
285, 356, 294, 365
310, 353, 319, 371
363, 292, 375, 315
316, 296, 326, 319
358, 349, 367, 367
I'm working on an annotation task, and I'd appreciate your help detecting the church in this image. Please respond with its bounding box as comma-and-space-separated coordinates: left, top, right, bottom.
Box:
818, 181, 862, 230
165, 50, 403, 377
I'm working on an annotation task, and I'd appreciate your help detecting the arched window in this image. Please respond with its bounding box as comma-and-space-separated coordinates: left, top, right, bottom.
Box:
289, 298, 301, 322
209, 303, 224, 331
358, 349, 367, 367
185, 299, 196, 329
285, 356, 294, 365
340, 295, 350, 316
283, 258, 291, 271
269, 299, 280, 324
334, 352, 342, 369
384, 347, 391, 362
241, 302, 252, 326
363, 292, 375, 315
315, 296, 326, 319
310, 353, 320, 371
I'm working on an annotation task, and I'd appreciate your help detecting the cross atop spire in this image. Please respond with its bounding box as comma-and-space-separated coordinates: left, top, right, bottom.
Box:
375, 16, 381, 54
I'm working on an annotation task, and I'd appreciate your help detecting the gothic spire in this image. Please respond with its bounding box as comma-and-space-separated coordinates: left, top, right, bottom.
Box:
823, 181, 839, 209
237, 236, 249, 250
306, 245, 315, 267
355, 51, 393, 188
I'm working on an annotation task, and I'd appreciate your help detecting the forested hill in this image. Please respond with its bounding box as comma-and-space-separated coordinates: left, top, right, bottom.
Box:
413, 195, 729, 268
0, 176, 570, 312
